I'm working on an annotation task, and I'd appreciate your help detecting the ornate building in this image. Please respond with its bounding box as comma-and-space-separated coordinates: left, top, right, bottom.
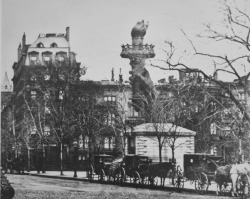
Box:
10, 27, 82, 171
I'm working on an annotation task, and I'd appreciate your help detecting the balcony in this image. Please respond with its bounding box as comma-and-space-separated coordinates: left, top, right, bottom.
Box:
120, 44, 155, 59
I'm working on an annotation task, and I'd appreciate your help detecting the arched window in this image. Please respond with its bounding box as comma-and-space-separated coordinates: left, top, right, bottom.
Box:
36, 42, 44, 48
50, 43, 58, 48
42, 51, 52, 64
56, 51, 67, 62
28, 51, 39, 65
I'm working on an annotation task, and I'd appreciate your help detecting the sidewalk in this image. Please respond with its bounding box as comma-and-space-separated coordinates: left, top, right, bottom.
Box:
26, 170, 218, 194
27, 170, 89, 181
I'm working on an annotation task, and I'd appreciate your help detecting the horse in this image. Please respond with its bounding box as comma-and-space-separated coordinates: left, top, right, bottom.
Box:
214, 164, 232, 195
214, 162, 250, 197
230, 163, 250, 197
140, 162, 175, 187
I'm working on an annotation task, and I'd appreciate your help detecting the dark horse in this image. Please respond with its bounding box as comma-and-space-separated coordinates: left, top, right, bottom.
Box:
141, 162, 175, 186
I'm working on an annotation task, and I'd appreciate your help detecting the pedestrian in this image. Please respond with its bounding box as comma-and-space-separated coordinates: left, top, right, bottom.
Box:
6, 155, 13, 174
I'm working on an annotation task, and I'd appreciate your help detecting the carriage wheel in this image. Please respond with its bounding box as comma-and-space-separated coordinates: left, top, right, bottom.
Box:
194, 172, 209, 194
173, 170, 184, 189
141, 176, 149, 185
133, 171, 141, 184
120, 167, 126, 184
114, 168, 126, 184
149, 176, 158, 186
99, 169, 105, 182
236, 173, 248, 198
220, 182, 231, 196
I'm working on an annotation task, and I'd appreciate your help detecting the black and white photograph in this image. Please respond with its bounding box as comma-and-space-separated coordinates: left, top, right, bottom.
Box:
1, 0, 250, 198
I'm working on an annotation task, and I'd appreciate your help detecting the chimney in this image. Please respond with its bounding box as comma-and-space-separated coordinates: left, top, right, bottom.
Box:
111, 68, 114, 81
22, 32, 26, 48
66, 27, 70, 41
119, 68, 123, 84
18, 43, 22, 61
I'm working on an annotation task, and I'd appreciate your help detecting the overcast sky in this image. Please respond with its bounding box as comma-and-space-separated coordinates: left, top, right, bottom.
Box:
1, 0, 249, 86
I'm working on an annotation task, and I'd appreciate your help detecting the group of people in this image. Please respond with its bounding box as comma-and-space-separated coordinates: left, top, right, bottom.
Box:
2, 155, 25, 174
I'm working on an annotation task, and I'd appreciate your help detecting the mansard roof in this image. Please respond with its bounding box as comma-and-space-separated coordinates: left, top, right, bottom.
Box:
29, 34, 69, 48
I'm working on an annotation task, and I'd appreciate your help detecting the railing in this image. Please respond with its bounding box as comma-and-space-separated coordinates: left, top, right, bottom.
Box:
120, 44, 155, 59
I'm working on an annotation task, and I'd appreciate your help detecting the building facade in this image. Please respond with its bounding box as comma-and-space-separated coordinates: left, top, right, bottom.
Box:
5, 27, 249, 173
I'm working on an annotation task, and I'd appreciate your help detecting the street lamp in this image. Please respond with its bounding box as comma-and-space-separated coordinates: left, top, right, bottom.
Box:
73, 138, 78, 178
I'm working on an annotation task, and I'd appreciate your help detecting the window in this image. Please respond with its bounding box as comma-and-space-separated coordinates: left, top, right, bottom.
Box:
106, 113, 115, 126
128, 137, 135, 154
30, 55, 39, 65
104, 96, 116, 105
210, 123, 216, 135
37, 42, 44, 48
50, 43, 58, 48
210, 146, 217, 155
42, 51, 52, 64
59, 91, 64, 100
44, 126, 50, 136
29, 51, 39, 65
56, 52, 67, 62
4, 85, 7, 89
84, 136, 89, 149
239, 93, 245, 100
31, 90, 37, 100
130, 106, 140, 117
104, 137, 114, 150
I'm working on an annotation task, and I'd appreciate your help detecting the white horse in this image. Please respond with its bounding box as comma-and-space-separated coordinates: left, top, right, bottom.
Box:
230, 163, 250, 197
214, 162, 250, 196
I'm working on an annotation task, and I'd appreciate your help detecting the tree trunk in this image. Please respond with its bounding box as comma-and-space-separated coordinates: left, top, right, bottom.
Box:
36, 148, 40, 173
159, 144, 162, 163
171, 145, 175, 185
60, 142, 64, 175
42, 143, 45, 173
27, 148, 30, 172
171, 146, 175, 164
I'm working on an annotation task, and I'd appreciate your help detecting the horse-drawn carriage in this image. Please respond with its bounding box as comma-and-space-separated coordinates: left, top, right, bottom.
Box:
175, 153, 224, 194
89, 154, 114, 182
175, 153, 250, 197
121, 155, 151, 184
89, 154, 151, 184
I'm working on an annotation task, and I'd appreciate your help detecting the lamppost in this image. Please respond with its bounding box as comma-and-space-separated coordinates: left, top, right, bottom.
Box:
73, 138, 78, 178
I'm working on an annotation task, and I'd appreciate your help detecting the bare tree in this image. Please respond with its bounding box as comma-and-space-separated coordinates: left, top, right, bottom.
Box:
21, 58, 81, 174
150, 0, 250, 161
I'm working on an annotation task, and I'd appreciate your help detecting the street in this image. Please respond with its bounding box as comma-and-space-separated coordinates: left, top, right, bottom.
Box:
6, 174, 237, 199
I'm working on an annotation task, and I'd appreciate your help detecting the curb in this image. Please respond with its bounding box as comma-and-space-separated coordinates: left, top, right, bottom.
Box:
24, 172, 218, 196
28, 172, 90, 182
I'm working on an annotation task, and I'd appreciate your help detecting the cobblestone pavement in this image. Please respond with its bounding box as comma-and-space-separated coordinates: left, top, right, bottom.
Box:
7, 174, 237, 199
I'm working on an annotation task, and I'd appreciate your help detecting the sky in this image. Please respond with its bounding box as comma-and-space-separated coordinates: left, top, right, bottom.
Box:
1, 0, 249, 87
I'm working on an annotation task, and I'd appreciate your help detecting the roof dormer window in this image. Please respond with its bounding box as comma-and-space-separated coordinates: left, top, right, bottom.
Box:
37, 42, 44, 48
50, 43, 58, 48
